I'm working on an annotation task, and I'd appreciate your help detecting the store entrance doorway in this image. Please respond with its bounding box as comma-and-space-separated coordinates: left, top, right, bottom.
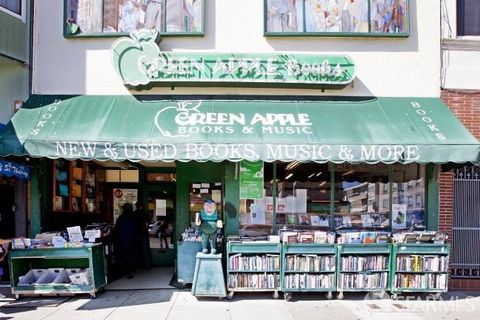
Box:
145, 184, 176, 267
0, 185, 15, 239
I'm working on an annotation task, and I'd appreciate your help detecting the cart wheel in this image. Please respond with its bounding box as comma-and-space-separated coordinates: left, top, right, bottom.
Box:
226, 292, 234, 300
337, 292, 344, 300
273, 291, 279, 299
284, 293, 292, 301
90, 293, 96, 299
431, 292, 442, 301
326, 292, 333, 300
14, 294, 21, 300
391, 293, 398, 300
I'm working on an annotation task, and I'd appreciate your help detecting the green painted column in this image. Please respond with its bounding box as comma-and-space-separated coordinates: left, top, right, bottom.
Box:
29, 164, 41, 237
224, 162, 239, 237
425, 164, 439, 231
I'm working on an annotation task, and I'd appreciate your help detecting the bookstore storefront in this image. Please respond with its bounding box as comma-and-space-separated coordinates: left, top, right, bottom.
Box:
1, 95, 479, 237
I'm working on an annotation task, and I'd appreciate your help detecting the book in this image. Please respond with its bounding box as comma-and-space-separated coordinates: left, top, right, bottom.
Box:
360, 232, 376, 244
287, 234, 298, 243
298, 214, 310, 225
361, 214, 373, 227
72, 167, 83, 181
298, 233, 314, 243
287, 214, 298, 225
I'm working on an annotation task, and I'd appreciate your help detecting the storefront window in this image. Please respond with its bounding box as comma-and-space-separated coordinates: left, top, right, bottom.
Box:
64, 0, 204, 36
238, 162, 425, 237
391, 164, 425, 231
336, 163, 389, 230
264, 0, 409, 36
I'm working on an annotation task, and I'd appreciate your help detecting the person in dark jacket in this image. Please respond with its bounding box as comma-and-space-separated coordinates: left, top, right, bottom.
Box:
114, 203, 136, 279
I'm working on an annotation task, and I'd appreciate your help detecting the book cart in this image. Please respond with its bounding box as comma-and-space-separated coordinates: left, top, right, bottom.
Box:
336, 243, 391, 300
226, 241, 281, 300
390, 243, 450, 300
9, 244, 107, 299
281, 243, 336, 301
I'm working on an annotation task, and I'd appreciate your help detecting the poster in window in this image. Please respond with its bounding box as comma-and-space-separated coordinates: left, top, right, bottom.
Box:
266, 0, 303, 32
239, 160, 264, 199
165, 0, 203, 33
306, 0, 369, 33
370, 0, 408, 34
392, 203, 407, 229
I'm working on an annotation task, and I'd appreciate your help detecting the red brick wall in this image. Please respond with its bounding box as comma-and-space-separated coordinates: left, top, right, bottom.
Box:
441, 89, 480, 290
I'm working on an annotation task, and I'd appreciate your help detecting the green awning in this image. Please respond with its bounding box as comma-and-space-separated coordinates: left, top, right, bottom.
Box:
1, 95, 479, 164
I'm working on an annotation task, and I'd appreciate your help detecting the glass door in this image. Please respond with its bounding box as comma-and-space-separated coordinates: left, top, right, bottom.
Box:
145, 184, 176, 266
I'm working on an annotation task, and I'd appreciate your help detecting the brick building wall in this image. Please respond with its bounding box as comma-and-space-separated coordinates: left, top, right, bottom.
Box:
441, 90, 480, 290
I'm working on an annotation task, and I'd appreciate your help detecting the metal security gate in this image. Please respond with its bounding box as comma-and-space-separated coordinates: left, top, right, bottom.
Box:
452, 166, 480, 278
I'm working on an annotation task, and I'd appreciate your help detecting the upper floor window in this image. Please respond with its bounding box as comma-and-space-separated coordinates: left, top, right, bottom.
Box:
0, 0, 21, 15
265, 0, 409, 37
65, 0, 204, 37
457, 0, 480, 36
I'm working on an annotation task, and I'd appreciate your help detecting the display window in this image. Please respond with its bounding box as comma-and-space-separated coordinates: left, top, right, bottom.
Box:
64, 0, 204, 37
264, 0, 409, 37
238, 161, 425, 238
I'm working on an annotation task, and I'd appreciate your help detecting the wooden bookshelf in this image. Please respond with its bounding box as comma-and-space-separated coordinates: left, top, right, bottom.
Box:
52, 160, 103, 214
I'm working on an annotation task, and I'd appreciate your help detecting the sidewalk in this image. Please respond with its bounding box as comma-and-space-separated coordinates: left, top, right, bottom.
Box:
1, 287, 479, 320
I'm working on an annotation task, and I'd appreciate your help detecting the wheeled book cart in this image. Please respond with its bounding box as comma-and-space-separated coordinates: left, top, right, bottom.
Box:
9, 244, 107, 299
336, 243, 391, 300
390, 243, 450, 300
226, 241, 281, 300
281, 243, 336, 301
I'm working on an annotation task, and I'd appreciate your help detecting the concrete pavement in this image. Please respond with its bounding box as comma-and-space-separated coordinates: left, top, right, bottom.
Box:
1, 288, 479, 320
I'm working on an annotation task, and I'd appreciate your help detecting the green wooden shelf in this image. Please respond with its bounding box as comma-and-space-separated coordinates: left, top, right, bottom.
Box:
390, 244, 450, 294
281, 243, 337, 297
9, 244, 107, 299
226, 241, 281, 299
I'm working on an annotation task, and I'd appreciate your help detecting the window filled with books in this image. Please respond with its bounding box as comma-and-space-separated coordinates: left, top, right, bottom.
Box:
52, 159, 104, 213
238, 162, 426, 241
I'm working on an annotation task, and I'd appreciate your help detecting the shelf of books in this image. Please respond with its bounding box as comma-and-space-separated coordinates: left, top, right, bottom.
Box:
226, 241, 281, 300
390, 243, 450, 299
281, 242, 336, 300
336, 232, 391, 300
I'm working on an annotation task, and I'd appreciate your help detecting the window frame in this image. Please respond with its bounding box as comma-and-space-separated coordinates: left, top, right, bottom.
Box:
0, 0, 25, 22
241, 162, 426, 233
456, 0, 480, 37
63, 0, 206, 38
263, 0, 410, 38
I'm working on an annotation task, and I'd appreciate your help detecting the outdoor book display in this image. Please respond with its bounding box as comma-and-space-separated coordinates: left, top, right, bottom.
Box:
336, 243, 390, 300
9, 244, 107, 299
281, 243, 336, 301
390, 242, 450, 300
226, 241, 282, 300
226, 230, 449, 300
